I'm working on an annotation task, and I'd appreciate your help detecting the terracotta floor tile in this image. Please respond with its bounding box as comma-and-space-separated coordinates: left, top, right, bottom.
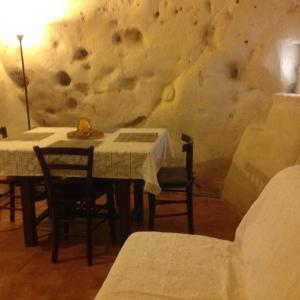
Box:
0, 195, 241, 300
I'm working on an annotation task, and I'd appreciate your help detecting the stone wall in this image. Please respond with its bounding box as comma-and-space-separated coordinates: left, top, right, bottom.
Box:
223, 93, 300, 214
1, 0, 300, 197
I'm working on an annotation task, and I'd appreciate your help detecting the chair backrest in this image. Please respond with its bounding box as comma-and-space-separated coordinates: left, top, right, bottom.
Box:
234, 165, 300, 300
0, 127, 8, 139
33, 146, 94, 205
181, 134, 193, 180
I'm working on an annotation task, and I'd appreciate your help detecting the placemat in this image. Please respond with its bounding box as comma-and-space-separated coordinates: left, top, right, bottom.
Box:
48, 140, 102, 148
5, 132, 54, 141
114, 132, 158, 143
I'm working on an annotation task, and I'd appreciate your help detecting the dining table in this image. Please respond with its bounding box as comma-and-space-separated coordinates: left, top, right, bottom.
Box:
0, 127, 174, 246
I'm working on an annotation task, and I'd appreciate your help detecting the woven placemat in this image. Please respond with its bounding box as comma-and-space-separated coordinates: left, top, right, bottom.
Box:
48, 140, 102, 148
114, 132, 158, 143
5, 132, 54, 141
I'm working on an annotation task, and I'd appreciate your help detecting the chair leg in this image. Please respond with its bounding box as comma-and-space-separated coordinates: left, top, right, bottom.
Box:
87, 224, 92, 266
9, 182, 15, 222
52, 217, 59, 263
107, 187, 117, 244
114, 183, 119, 208
63, 221, 69, 240
186, 185, 194, 234
148, 193, 156, 231
133, 180, 144, 222
86, 201, 93, 266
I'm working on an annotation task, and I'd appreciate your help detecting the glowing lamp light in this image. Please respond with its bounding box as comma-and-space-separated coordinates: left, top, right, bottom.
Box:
279, 40, 300, 93
0, 0, 68, 48
0, 0, 69, 130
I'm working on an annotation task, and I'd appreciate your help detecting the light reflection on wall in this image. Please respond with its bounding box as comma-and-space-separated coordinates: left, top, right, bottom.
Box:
0, 0, 69, 49
279, 39, 300, 93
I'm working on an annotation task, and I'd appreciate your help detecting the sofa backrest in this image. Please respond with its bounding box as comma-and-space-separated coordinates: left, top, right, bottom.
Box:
235, 165, 300, 300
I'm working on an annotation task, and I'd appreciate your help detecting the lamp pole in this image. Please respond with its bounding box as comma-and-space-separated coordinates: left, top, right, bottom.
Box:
17, 34, 31, 130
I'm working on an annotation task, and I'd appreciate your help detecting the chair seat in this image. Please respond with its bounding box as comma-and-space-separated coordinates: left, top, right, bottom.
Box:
158, 167, 190, 187
0, 176, 19, 184
52, 178, 111, 200
0, 175, 8, 182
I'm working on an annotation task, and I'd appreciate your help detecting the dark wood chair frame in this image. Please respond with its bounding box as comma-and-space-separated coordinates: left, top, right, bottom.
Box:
0, 126, 21, 222
148, 134, 194, 233
34, 146, 116, 266
0, 127, 47, 224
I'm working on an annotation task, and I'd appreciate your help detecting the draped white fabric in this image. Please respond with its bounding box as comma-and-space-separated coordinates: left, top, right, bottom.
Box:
0, 127, 174, 195
96, 166, 300, 300
235, 165, 300, 300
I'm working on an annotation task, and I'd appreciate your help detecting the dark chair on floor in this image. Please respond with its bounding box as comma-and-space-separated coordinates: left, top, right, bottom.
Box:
148, 134, 195, 233
0, 126, 21, 222
34, 146, 116, 266
0, 126, 47, 223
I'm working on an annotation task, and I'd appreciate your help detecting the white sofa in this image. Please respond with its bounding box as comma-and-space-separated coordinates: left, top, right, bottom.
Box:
96, 166, 300, 300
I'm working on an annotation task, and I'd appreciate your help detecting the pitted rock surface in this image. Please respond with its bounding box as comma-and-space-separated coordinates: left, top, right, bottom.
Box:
1, 0, 300, 199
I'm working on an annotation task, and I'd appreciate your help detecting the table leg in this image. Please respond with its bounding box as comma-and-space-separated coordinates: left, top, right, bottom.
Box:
116, 180, 131, 244
20, 177, 37, 247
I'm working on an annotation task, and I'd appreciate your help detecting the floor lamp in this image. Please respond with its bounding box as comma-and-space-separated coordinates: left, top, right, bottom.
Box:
17, 34, 31, 130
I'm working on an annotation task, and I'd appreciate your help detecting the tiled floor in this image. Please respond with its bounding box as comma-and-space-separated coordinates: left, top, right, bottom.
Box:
0, 194, 241, 300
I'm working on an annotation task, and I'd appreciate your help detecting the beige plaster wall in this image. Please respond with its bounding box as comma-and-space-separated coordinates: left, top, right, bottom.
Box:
1, 0, 300, 199
223, 93, 300, 215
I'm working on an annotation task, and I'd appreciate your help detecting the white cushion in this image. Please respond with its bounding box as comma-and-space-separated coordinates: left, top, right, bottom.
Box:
96, 166, 300, 300
235, 165, 300, 300
96, 232, 246, 300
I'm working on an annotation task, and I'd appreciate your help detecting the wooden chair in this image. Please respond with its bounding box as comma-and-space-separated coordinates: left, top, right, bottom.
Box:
33, 146, 116, 266
0, 127, 47, 223
0, 126, 21, 222
148, 134, 194, 233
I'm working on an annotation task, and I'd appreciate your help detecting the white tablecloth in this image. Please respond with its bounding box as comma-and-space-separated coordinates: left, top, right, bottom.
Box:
0, 127, 174, 195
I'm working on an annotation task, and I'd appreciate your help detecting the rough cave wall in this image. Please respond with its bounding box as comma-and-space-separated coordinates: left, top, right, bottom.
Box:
223, 93, 300, 214
1, 0, 300, 198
